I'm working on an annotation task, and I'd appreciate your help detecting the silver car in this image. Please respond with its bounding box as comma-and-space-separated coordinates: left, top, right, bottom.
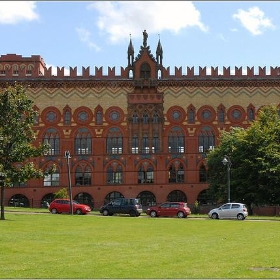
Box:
208, 203, 248, 220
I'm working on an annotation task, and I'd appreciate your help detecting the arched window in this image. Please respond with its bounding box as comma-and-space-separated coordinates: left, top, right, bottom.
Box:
167, 190, 187, 202
168, 127, 185, 153
138, 163, 154, 184
75, 128, 92, 155
187, 107, 195, 124
152, 135, 159, 153
248, 108, 255, 121
44, 166, 60, 186
140, 62, 151, 79
64, 110, 71, 125
218, 107, 225, 123
96, 110, 102, 125
153, 111, 159, 124
168, 162, 185, 183
132, 135, 139, 154
199, 164, 207, 182
104, 191, 124, 204
43, 128, 60, 155
107, 128, 123, 154
132, 111, 138, 124
142, 134, 149, 154
198, 126, 215, 153
143, 111, 149, 124
107, 163, 123, 184
75, 165, 91, 186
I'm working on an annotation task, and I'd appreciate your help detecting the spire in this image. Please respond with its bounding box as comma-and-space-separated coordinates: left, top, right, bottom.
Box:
143, 30, 148, 48
156, 34, 163, 65
127, 33, 134, 66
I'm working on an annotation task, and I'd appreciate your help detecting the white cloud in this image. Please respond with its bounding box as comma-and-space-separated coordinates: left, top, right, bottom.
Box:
76, 27, 101, 52
87, 1, 208, 43
233, 6, 275, 36
0, 1, 39, 24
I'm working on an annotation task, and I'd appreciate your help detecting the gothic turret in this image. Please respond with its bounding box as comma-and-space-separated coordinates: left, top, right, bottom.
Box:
127, 35, 134, 66
156, 37, 163, 66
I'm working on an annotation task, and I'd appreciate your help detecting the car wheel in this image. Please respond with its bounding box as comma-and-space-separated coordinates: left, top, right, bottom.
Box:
211, 212, 219, 219
51, 208, 57, 214
237, 213, 244, 220
102, 209, 109, 216
177, 211, 185, 218
150, 210, 157, 218
129, 210, 137, 217
76, 209, 82, 215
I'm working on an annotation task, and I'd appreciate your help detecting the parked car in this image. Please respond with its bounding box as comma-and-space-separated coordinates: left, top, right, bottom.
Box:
49, 198, 91, 215
208, 203, 248, 220
100, 198, 142, 217
146, 202, 191, 218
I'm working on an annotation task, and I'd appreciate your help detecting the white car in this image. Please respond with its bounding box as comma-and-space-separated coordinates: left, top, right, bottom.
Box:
208, 203, 248, 220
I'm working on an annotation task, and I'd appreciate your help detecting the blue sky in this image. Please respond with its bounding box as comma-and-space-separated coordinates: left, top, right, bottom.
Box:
0, 1, 279, 75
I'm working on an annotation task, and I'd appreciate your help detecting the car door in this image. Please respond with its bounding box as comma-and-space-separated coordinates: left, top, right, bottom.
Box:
170, 203, 180, 217
219, 203, 231, 218
230, 203, 241, 218
157, 203, 171, 216
110, 198, 122, 214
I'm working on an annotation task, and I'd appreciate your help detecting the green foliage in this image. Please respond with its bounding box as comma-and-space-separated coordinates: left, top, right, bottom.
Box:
0, 83, 55, 219
54, 188, 69, 199
1, 214, 280, 278
207, 105, 280, 206
193, 200, 200, 214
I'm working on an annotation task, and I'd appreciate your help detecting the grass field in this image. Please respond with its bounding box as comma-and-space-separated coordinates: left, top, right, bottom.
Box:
1, 210, 280, 279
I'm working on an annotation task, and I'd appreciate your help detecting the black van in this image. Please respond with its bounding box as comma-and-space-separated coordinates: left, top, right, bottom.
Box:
100, 198, 143, 217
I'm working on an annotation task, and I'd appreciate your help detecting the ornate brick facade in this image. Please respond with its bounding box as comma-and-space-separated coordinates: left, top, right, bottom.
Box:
1, 32, 280, 209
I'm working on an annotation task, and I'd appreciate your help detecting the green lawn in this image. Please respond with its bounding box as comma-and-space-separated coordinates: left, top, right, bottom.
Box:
1, 211, 280, 279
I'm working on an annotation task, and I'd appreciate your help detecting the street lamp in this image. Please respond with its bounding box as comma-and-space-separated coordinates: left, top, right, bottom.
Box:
64, 151, 73, 215
222, 155, 232, 203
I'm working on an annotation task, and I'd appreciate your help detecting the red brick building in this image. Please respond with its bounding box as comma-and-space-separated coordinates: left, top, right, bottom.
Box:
1, 32, 280, 210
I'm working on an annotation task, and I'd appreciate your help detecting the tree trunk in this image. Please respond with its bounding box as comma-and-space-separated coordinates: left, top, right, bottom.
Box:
1, 185, 5, 220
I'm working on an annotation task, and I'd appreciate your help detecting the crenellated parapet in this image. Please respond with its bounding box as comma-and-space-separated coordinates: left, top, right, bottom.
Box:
1, 53, 280, 80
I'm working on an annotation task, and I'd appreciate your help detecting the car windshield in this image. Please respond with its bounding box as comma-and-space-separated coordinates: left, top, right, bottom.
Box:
73, 200, 80, 204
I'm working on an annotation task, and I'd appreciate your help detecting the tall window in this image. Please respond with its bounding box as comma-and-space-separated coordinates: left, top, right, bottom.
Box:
75, 128, 92, 155
152, 135, 159, 153
142, 135, 149, 154
132, 111, 138, 124
199, 164, 207, 182
248, 108, 255, 121
168, 127, 185, 153
168, 162, 185, 183
64, 110, 71, 125
75, 165, 91, 186
138, 163, 154, 184
140, 62, 151, 79
187, 107, 195, 124
132, 135, 139, 154
96, 110, 102, 125
107, 163, 123, 184
218, 107, 225, 123
107, 128, 123, 154
44, 169, 60, 186
143, 111, 149, 124
43, 128, 60, 155
153, 111, 159, 124
198, 126, 215, 153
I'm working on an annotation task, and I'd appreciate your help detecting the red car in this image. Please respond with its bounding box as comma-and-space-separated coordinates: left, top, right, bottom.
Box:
49, 198, 91, 215
146, 202, 191, 218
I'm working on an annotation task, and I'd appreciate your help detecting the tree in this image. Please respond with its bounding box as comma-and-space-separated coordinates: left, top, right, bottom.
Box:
54, 188, 69, 199
0, 83, 54, 220
207, 105, 280, 209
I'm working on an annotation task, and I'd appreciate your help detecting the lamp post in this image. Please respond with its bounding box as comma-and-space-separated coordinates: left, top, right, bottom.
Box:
64, 151, 73, 215
222, 155, 232, 203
